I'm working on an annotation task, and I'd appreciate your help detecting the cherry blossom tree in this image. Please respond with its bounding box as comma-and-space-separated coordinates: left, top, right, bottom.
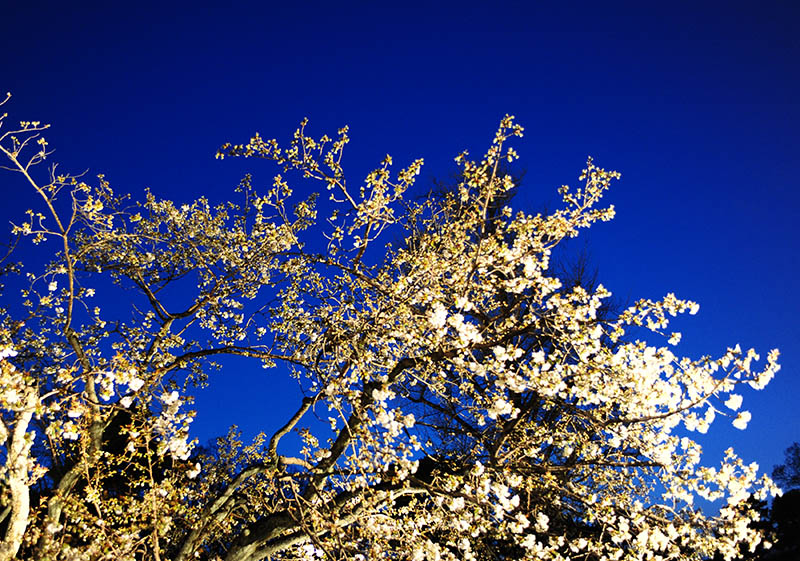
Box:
0, 93, 782, 561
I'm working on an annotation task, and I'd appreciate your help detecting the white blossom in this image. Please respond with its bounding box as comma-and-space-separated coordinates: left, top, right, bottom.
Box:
428, 302, 447, 329
725, 393, 743, 411
732, 411, 752, 430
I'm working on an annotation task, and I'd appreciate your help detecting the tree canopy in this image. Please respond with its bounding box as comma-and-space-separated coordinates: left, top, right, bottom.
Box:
772, 443, 800, 491
0, 95, 782, 561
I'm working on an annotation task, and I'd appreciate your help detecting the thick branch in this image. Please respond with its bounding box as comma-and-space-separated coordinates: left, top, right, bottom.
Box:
174, 463, 272, 561
0, 391, 36, 561
226, 483, 428, 561
161, 346, 305, 372
268, 395, 316, 459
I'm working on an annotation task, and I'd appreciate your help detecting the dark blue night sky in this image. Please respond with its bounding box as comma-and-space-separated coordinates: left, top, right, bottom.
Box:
2, 2, 798, 483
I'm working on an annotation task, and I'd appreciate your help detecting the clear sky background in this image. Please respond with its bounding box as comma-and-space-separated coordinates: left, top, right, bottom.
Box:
2, 2, 798, 483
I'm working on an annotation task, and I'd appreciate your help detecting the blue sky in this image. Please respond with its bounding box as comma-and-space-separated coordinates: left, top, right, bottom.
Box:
2, 2, 798, 481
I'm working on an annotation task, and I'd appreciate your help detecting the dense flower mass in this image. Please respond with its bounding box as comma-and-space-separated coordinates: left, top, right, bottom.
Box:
0, 93, 781, 561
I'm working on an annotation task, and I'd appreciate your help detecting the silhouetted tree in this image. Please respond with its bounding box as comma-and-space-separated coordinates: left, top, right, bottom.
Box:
772, 442, 800, 491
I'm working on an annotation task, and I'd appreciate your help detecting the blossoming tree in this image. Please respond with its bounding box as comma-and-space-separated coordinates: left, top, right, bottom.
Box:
0, 94, 782, 561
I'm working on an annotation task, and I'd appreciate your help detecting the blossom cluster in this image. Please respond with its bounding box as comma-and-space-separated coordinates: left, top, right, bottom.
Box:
0, 97, 782, 561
